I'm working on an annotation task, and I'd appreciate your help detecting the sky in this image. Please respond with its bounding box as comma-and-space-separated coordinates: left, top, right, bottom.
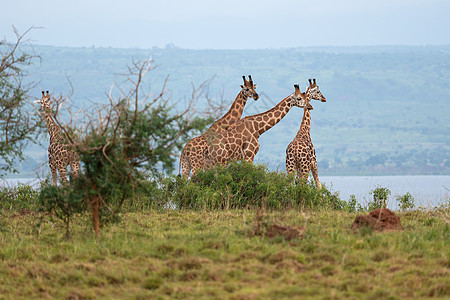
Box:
2, 0, 450, 49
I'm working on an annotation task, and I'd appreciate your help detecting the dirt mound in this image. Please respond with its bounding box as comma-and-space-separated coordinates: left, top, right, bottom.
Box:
351, 208, 403, 231
265, 224, 306, 241
251, 210, 306, 241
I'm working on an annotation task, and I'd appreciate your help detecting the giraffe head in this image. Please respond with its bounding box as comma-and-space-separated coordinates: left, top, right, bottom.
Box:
291, 85, 310, 109
34, 91, 53, 114
240, 75, 259, 101
307, 78, 326, 102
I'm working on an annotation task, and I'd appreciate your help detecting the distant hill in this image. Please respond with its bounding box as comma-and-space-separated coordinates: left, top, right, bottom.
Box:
15, 45, 450, 176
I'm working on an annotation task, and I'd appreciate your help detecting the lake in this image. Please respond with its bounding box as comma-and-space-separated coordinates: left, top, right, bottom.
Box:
321, 175, 449, 209
2, 175, 449, 210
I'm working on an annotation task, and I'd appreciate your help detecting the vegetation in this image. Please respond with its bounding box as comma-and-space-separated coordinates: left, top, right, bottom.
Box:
168, 161, 343, 211
1, 163, 449, 298
396, 192, 416, 211
35, 57, 218, 237
0, 197, 448, 298
0, 183, 39, 212
368, 186, 391, 211
1, 31, 448, 298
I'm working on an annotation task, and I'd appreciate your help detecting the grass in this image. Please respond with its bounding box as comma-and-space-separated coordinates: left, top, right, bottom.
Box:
0, 207, 448, 299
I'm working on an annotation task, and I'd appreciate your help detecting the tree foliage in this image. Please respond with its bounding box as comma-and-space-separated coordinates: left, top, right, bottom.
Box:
0, 27, 40, 175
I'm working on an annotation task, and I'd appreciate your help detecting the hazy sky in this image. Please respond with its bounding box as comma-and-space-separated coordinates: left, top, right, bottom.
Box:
2, 0, 449, 49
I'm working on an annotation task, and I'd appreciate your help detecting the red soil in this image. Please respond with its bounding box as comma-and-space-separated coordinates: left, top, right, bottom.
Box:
351, 208, 403, 231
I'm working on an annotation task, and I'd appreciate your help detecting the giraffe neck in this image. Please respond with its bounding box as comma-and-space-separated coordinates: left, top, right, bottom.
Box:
296, 108, 311, 138
244, 95, 292, 137
43, 113, 64, 142
208, 90, 248, 133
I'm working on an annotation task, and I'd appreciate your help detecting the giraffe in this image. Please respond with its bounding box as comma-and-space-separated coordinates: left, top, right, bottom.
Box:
204, 84, 309, 168
34, 91, 80, 185
179, 75, 259, 177
285, 79, 326, 189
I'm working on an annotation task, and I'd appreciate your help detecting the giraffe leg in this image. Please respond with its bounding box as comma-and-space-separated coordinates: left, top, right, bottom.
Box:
297, 172, 309, 185
190, 152, 206, 177
296, 159, 310, 185
58, 167, 69, 185
285, 150, 296, 174
70, 157, 80, 178
191, 159, 203, 176
50, 163, 58, 186
311, 158, 322, 189
202, 151, 216, 172
181, 155, 191, 178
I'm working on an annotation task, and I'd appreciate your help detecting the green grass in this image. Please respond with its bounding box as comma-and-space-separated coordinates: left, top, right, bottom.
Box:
0, 208, 448, 299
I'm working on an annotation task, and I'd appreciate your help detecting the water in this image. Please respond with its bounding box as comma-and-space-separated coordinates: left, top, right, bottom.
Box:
1, 178, 41, 188
2, 176, 449, 210
322, 175, 449, 209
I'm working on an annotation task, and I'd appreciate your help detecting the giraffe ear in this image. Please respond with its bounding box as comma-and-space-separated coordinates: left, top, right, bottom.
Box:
253, 83, 258, 89
240, 85, 245, 89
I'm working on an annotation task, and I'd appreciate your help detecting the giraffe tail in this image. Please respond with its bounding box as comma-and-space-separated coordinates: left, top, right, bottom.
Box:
178, 149, 184, 177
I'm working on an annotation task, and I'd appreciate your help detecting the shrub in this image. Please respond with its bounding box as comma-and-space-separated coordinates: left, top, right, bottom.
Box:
168, 161, 343, 210
340, 194, 364, 212
396, 192, 415, 211
0, 183, 39, 211
125, 175, 173, 211
368, 186, 391, 210
38, 179, 88, 239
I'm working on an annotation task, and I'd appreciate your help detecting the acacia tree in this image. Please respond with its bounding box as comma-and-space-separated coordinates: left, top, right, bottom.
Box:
0, 27, 41, 175
41, 57, 223, 237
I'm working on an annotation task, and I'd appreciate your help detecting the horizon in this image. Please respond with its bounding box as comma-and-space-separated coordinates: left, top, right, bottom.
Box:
21, 43, 450, 52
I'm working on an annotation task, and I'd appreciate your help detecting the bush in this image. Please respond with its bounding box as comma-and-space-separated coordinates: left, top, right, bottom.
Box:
0, 183, 39, 211
340, 194, 364, 212
167, 161, 343, 210
38, 179, 88, 239
396, 192, 415, 211
368, 186, 391, 210
125, 175, 173, 211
